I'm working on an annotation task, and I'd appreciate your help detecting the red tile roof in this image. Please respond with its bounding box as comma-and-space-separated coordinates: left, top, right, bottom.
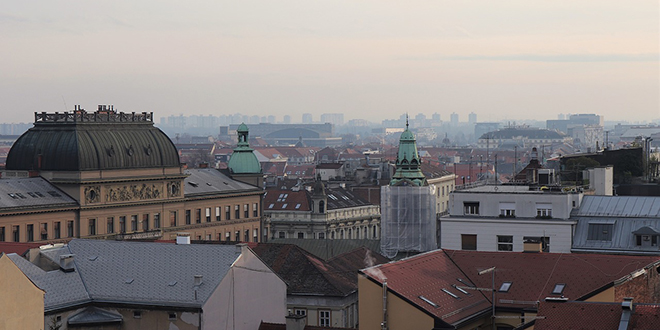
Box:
360, 250, 491, 326
0, 242, 43, 256
535, 301, 660, 330
263, 190, 310, 211
259, 321, 352, 330
445, 250, 660, 308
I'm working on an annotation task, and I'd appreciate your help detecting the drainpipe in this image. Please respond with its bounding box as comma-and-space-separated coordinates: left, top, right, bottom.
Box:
381, 280, 388, 330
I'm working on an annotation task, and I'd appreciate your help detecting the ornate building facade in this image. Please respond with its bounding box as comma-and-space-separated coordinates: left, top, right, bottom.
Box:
1, 105, 264, 243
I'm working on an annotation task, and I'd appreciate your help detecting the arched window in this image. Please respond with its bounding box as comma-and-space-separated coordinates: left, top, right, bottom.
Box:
319, 201, 325, 213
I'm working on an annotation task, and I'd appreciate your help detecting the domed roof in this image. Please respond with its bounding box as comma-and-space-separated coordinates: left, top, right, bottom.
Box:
228, 123, 262, 174
6, 109, 180, 171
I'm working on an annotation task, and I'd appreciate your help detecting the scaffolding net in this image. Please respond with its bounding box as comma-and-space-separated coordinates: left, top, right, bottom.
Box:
380, 185, 437, 258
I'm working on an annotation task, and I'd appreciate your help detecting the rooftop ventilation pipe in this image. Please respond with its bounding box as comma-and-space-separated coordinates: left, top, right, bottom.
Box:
617, 297, 634, 330
59, 254, 75, 272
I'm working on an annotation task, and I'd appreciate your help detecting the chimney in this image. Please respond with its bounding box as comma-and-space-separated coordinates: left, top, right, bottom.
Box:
523, 239, 542, 253
194, 275, 203, 286
176, 232, 191, 245
285, 313, 306, 330
236, 243, 248, 255
618, 297, 634, 330
59, 254, 75, 272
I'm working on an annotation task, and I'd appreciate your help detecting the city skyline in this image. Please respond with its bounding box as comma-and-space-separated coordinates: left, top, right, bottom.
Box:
2, 1, 658, 124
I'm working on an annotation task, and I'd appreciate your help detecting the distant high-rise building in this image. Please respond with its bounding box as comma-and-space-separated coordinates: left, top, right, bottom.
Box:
260, 116, 268, 123
432, 113, 441, 121
450, 113, 459, 125
249, 115, 260, 125
268, 115, 276, 124
320, 113, 344, 126
302, 113, 313, 124
283, 115, 292, 124
468, 112, 477, 124
415, 113, 426, 122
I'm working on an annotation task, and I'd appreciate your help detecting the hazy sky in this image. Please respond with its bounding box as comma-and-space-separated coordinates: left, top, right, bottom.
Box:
2, 1, 658, 124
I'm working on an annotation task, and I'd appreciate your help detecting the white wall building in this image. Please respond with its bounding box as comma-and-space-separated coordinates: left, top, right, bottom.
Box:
441, 185, 582, 253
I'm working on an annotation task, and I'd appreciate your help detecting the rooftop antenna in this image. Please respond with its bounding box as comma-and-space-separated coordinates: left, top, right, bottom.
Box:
61, 96, 68, 111
405, 113, 409, 130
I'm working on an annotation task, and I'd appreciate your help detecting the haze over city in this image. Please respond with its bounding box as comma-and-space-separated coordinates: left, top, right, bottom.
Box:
2, 0, 658, 123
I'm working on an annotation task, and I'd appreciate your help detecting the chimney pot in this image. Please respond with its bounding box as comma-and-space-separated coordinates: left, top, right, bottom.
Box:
59, 254, 75, 272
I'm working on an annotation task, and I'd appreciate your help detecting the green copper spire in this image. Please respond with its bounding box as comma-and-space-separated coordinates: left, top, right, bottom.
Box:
390, 116, 427, 186
228, 123, 262, 174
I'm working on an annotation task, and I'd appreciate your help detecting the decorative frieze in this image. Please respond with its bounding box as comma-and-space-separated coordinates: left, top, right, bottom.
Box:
105, 183, 163, 203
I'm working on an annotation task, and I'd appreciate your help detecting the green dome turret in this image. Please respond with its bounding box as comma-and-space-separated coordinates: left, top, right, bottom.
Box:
228, 123, 262, 174
390, 117, 427, 186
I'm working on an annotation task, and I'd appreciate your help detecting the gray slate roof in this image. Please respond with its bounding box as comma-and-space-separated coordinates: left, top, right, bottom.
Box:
10, 239, 242, 312
0, 177, 77, 209
184, 168, 261, 196
326, 187, 372, 210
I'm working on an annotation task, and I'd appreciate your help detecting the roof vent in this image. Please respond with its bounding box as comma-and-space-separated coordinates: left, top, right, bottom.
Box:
176, 232, 191, 245
59, 254, 75, 272
194, 275, 203, 286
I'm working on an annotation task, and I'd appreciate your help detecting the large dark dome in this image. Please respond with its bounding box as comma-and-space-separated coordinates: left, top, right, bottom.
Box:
6, 108, 180, 171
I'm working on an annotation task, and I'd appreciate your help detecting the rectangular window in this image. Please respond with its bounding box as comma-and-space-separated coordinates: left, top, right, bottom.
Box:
298, 232, 304, 239
499, 202, 516, 218
13, 225, 20, 242
119, 216, 126, 233
142, 214, 149, 231
235, 205, 240, 219
244, 230, 249, 242
185, 210, 191, 225
497, 236, 513, 251
253, 229, 259, 242
294, 309, 307, 316
464, 202, 479, 215
225, 206, 231, 220
131, 215, 138, 231
27, 224, 34, 241
88, 219, 96, 235
536, 203, 553, 218
170, 211, 177, 227
0, 226, 4, 241
107, 217, 114, 234
235, 231, 240, 241
279, 231, 286, 239
587, 224, 613, 241
67, 221, 74, 237
319, 310, 331, 327
205, 208, 211, 222
216, 207, 221, 221
253, 203, 258, 217
244, 204, 249, 218
40, 223, 48, 240
318, 232, 325, 239
154, 213, 161, 229
225, 232, 231, 241
195, 209, 201, 224
461, 234, 477, 250
54, 222, 61, 239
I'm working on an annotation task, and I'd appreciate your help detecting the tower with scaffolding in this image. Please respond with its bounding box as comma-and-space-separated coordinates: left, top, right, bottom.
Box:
380, 118, 437, 258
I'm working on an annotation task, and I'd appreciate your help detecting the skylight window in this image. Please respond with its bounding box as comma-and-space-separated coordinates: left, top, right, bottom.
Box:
452, 284, 469, 295
442, 288, 460, 299
419, 295, 439, 307
268, 204, 275, 209
47, 191, 61, 197
34, 192, 44, 197
295, 204, 301, 209
499, 282, 512, 292
282, 203, 288, 209
552, 283, 566, 295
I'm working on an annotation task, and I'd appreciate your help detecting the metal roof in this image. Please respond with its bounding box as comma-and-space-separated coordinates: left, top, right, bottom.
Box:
184, 168, 261, 196
576, 196, 660, 217
6, 111, 179, 171
0, 177, 77, 209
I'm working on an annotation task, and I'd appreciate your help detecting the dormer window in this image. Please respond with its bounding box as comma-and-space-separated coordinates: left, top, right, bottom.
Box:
632, 226, 659, 247
464, 202, 479, 215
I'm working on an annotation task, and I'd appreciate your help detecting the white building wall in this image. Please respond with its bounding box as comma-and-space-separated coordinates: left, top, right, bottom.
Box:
203, 246, 287, 330
440, 218, 575, 253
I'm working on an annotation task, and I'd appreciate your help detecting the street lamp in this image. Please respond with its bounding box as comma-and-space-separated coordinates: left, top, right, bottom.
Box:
478, 267, 496, 330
